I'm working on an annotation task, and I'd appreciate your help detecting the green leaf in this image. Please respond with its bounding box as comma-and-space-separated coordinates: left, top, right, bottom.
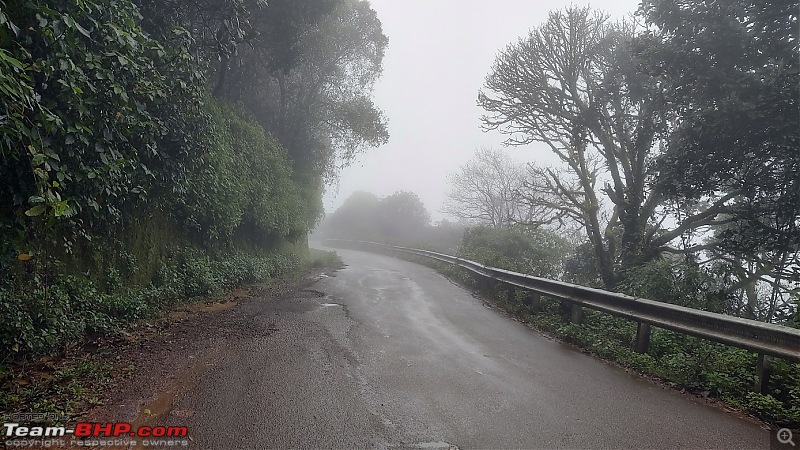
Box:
25, 205, 47, 217
74, 21, 91, 38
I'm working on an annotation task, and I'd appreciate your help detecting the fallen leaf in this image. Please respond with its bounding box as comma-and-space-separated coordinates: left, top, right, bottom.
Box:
17, 253, 32, 261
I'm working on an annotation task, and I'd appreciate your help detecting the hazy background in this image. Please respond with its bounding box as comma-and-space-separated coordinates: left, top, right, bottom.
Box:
322, 0, 641, 222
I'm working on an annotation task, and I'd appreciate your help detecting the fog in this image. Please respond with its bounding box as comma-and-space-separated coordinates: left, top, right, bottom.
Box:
323, 0, 640, 221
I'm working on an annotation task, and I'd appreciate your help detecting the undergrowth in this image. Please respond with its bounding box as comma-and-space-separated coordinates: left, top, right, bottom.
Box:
1, 249, 301, 361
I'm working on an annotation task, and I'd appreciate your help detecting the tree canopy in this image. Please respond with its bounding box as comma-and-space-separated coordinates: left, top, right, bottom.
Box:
479, 6, 668, 287
320, 191, 431, 243
638, 0, 800, 301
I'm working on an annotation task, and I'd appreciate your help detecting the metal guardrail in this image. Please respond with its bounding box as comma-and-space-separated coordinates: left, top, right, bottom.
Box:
323, 239, 800, 364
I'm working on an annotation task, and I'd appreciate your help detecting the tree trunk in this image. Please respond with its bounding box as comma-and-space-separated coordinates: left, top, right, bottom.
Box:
744, 280, 758, 320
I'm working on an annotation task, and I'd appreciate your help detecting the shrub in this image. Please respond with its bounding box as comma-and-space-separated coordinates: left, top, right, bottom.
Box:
458, 226, 570, 278
182, 101, 306, 244
0, 248, 301, 360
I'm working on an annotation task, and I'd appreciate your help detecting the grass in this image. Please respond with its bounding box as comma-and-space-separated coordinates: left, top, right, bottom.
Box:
308, 249, 343, 269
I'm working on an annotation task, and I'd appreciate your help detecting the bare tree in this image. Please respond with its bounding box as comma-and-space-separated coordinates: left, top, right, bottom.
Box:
442, 148, 556, 229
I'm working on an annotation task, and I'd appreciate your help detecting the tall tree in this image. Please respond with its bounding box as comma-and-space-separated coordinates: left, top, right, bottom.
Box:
132, 0, 388, 227
637, 0, 799, 320
479, 7, 670, 288
321, 191, 381, 240
226, 0, 388, 174
223, 0, 389, 224
376, 191, 431, 242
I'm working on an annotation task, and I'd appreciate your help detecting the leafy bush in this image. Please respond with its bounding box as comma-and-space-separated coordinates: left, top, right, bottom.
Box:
458, 226, 570, 278
0, 0, 203, 227
619, 258, 731, 313
182, 101, 306, 243
0, 249, 300, 360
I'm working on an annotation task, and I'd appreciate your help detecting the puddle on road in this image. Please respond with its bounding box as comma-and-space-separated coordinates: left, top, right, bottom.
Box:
320, 302, 342, 307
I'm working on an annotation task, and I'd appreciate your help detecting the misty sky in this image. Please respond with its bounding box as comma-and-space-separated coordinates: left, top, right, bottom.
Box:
322, 0, 641, 222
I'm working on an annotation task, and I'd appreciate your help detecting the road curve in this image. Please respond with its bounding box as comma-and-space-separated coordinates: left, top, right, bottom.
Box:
163, 248, 768, 449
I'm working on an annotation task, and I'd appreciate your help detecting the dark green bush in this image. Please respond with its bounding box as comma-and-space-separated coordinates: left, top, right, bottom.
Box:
182, 101, 306, 243
619, 259, 731, 313
0, 249, 300, 361
0, 0, 203, 227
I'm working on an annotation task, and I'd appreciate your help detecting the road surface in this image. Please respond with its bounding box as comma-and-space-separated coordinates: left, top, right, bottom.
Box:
156, 248, 768, 449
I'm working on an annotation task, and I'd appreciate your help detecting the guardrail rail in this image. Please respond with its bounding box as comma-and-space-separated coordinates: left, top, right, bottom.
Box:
323, 239, 800, 393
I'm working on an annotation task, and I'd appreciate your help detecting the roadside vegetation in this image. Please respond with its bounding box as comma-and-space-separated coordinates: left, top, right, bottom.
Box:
1, 0, 386, 368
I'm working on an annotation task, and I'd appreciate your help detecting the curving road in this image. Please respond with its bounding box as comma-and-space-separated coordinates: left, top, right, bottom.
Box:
162, 247, 769, 449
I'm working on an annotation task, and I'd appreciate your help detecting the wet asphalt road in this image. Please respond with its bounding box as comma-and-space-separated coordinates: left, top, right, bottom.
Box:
165, 248, 769, 449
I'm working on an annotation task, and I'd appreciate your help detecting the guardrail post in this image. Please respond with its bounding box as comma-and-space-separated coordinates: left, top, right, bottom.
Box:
754, 353, 772, 394
634, 322, 651, 353
570, 304, 584, 324
506, 288, 516, 304
526, 292, 541, 311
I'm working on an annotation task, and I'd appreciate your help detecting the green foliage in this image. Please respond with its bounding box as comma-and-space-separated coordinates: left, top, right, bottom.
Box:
0, 0, 381, 388
639, 0, 800, 288
458, 226, 570, 278
745, 392, 788, 422
618, 258, 731, 313
308, 249, 342, 269
0, 0, 204, 227
182, 101, 305, 243
562, 242, 603, 287
225, 0, 389, 191
0, 0, 321, 366
0, 248, 300, 359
